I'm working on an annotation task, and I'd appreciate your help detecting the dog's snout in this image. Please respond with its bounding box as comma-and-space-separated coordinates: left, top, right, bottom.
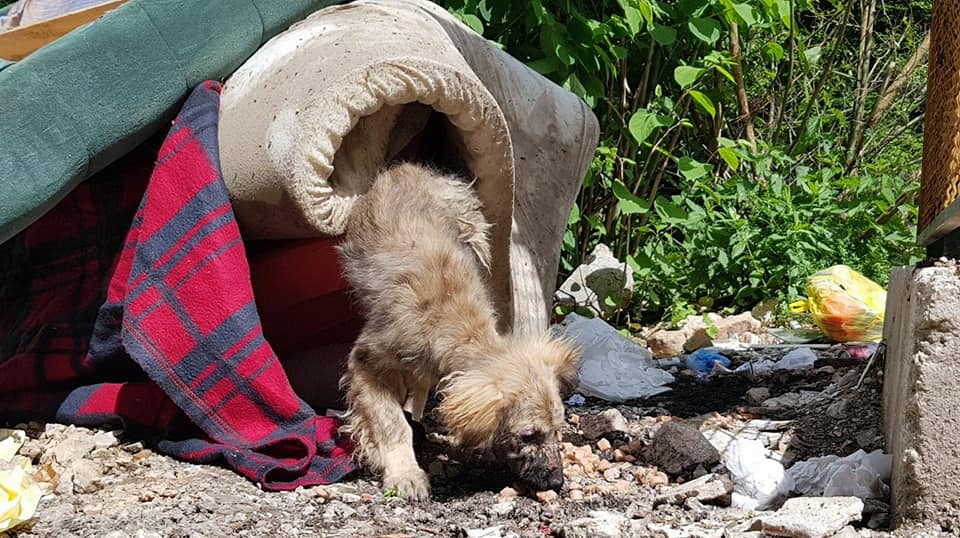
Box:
519, 463, 564, 492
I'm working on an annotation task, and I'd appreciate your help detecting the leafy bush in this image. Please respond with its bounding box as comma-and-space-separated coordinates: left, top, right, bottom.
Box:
439, 0, 928, 322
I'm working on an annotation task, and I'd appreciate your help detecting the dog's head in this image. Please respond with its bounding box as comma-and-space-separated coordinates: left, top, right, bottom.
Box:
438, 334, 581, 492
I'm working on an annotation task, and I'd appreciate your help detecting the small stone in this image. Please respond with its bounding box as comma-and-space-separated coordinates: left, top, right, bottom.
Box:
761, 497, 864, 538
652, 473, 732, 506
563, 510, 629, 538
466, 527, 502, 538
488, 501, 515, 517
603, 468, 620, 482
535, 490, 559, 504
497, 487, 519, 502
597, 459, 612, 472
92, 431, 119, 450
132, 449, 152, 461
597, 438, 612, 452
314, 487, 334, 501
569, 414, 580, 426
643, 421, 721, 476
71, 459, 103, 494
612, 480, 632, 494
746, 387, 771, 404
647, 330, 688, 358
568, 489, 585, 501
579, 409, 629, 440
826, 399, 849, 419
339, 492, 362, 503
634, 467, 669, 487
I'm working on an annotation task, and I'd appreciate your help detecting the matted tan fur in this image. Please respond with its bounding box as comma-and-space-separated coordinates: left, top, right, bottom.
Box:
338, 163, 581, 500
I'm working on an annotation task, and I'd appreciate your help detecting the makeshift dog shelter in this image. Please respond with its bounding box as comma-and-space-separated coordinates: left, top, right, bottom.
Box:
0, 0, 598, 489
219, 0, 599, 335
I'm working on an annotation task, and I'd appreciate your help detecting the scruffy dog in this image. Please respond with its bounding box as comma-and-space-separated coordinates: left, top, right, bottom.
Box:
338, 162, 581, 500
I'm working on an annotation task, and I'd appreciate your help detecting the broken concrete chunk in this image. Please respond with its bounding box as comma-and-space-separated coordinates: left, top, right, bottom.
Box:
761, 497, 864, 538
555, 244, 634, 317
562, 510, 630, 538
643, 421, 720, 476
652, 473, 733, 506
746, 387, 771, 404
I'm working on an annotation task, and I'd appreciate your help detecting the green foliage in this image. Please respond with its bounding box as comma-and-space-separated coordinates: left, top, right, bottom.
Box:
440, 0, 928, 322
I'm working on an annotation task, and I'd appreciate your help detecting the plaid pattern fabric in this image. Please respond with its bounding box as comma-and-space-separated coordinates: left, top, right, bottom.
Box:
0, 81, 355, 490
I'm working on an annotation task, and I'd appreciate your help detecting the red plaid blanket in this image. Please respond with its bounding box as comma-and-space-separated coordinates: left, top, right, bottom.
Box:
0, 81, 355, 490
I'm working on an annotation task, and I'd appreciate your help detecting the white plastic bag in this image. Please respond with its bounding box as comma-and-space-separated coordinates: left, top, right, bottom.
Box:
724, 438, 785, 510
553, 314, 674, 402
781, 449, 892, 499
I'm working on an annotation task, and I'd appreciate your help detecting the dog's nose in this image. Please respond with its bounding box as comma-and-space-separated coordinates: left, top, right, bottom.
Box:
521, 465, 564, 492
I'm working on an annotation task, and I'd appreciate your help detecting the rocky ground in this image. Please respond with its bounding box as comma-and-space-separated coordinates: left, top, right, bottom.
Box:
3, 343, 936, 538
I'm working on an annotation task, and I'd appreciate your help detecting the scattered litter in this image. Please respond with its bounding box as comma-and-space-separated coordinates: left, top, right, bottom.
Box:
789, 265, 886, 342
555, 314, 674, 402
767, 327, 824, 344
565, 394, 587, 406
844, 343, 878, 361
684, 349, 731, 374
723, 438, 784, 510
0, 444, 42, 532
734, 347, 817, 376
774, 347, 817, 371
0, 430, 26, 462
780, 449, 892, 499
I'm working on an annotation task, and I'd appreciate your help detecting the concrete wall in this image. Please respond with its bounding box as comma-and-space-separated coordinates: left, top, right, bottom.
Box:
882, 264, 960, 530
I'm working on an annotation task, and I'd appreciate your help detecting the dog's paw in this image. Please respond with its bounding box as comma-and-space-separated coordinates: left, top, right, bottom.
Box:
383, 467, 431, 501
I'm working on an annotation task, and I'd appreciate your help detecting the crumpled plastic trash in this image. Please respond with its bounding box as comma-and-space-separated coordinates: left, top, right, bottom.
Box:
723, 438, 785, 510
780, 449, 892, 499
565, 394, 586, 406
685, 349, 731, 374
734, 347, 818, 376
844, 343, 879, 361
0, 430, 42, 533
789, 265, 887, 342
554, 313, 674, 402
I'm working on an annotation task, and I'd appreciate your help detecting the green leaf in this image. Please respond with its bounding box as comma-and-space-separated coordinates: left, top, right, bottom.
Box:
613, 180, 650, 215
460, 13, 484, 35
688, 17, 722, 45
804, 45, 823, 65
718, 147, 740, 170
568, 202, 581, 225
650, 24, 677, 45
688, 90, 716, 117
638, 0, 654, 26
732, 3, 756, 25
763, 41, 785, 62
678, 157, 711, 180
731, 240, 747, 258
628, 108, 664, 145
623, 6, 643, 35
717, 248, 729, 268
654, 196, 688, 222
674, 65, 704, 88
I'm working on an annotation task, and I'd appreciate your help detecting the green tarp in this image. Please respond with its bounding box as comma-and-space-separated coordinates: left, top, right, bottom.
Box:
0, 0, 343, 244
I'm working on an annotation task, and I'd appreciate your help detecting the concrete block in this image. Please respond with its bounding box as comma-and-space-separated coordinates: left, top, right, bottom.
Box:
882, 265, 960, 530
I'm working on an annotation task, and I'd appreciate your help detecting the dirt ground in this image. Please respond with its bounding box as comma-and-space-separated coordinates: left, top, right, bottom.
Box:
2, 347, 921, 538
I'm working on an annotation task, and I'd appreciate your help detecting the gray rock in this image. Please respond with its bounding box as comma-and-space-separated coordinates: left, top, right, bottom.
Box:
579, 409, 629, 440
562, 511, 629, 538
643, 421, 721, 476
746, 387, 771, 404
92, 431, 120, 450
653, 473, 733, 506
72, 459, 104, 494
866, 512, 890, 529
555, 244, 634, 317
761, 497, 864, 538
466, 527, 503, 538
488, 501, 515, 517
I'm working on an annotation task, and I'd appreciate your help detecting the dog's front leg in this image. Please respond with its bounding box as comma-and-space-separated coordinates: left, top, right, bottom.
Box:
345, 349, 430, 500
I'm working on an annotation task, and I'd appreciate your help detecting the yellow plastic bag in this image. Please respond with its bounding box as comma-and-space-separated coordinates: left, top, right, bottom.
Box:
789, 265, 887, 342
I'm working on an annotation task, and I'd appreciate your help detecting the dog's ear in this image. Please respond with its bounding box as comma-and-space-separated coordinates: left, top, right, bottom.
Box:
543, 337, 582, 398
438, 370, 507, 448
